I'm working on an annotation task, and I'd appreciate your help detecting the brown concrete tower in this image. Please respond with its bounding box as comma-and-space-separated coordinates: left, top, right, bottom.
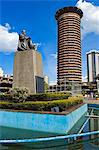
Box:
55, 7, 83, 83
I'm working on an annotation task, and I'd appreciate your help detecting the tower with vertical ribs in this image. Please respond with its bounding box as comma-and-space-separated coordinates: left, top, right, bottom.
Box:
55, 7, 83, 83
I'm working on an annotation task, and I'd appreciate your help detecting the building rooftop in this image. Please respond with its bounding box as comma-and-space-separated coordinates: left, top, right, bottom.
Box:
86, 50, 99, 54
55, 6, 83, 20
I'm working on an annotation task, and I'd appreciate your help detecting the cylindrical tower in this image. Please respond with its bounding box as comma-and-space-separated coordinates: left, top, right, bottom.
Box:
55, 7, 83, 83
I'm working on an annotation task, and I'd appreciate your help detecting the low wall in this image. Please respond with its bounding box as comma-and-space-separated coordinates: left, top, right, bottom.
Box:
0, 104, 87, 134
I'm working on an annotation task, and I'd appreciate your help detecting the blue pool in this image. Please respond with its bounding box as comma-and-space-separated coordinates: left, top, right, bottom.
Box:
0, 104, 99, 149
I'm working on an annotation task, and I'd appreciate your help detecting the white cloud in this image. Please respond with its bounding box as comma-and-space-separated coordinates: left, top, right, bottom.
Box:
0, 24, 19, 52
0, 67, 3, 77
5, 23, 11, 30
49, 80, 57, 86
82, 76, 87, 82
33, 42, 42, 50
76, 0, 99, 39
50, 53, 57, 59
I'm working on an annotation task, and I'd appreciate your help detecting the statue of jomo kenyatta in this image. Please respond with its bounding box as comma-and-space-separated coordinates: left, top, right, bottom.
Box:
17, 30, 36, 51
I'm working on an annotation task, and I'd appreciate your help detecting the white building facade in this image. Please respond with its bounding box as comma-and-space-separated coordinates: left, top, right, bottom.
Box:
87, 50, 99, 82
44, 75, 49, 84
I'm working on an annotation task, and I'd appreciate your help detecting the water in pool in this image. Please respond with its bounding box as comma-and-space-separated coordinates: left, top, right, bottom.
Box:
0, 109, 99, 150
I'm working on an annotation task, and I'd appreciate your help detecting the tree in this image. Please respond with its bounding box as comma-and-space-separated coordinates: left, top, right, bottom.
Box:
44, 82, 49, 92
10, 87, 29, 102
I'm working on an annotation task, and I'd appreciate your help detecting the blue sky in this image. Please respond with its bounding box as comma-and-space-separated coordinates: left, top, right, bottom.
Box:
0, 0, 99, 83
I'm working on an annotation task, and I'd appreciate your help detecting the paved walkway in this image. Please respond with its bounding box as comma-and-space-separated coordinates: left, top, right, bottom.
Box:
84, 99, 99, 104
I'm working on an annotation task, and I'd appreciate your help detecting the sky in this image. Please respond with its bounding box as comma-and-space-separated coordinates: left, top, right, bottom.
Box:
0, 0, 99, 84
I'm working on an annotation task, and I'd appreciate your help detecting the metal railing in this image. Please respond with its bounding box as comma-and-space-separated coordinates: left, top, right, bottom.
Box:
0, 131, 99, 144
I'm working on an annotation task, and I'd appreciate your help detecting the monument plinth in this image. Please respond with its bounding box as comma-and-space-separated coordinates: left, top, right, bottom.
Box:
13, 30, 44, 93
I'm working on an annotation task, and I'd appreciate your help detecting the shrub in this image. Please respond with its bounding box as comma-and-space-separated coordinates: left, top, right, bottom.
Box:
10, 87, 30, 103
0, 93, 12, 101
0, 101, 13, 109
27, 92, 71, 101
0, 97, 83, 111
0, 92, 71, 102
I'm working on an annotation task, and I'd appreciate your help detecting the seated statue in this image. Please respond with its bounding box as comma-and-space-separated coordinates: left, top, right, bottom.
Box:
17, 30, 36, 51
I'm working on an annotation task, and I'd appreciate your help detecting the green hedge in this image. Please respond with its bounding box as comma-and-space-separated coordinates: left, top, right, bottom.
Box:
0, 93, 71, 102
0, 97, 83, 111
27, 93, 71, 101
0, 94, 12, 101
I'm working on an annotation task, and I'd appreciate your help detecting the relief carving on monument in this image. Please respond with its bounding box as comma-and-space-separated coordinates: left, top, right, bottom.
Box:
17, 30, 36, 51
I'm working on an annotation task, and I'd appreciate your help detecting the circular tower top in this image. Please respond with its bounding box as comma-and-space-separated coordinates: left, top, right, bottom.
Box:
55, 6, 83, 20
